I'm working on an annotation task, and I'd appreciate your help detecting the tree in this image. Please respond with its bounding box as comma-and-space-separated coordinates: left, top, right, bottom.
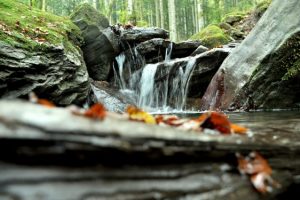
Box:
168, 0, 177, 41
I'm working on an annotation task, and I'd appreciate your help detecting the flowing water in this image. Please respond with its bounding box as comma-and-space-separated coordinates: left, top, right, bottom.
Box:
113, 43, 199, 112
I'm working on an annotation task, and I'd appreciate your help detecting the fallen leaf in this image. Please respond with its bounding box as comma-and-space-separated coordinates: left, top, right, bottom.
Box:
200, 112, 231, 134
84, 103, 106, 120
126, 106, 156, 124
230, 123, 248, 134
29, 92, 55, 108
236, 152, 280, 193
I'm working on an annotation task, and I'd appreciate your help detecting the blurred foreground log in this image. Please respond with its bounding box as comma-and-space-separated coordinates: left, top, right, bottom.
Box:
0, 100, 299, 200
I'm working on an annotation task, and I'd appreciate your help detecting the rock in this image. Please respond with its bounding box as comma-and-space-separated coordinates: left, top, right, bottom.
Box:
121, 27, 169, 44
190, 45, 209, 56
0, 1, 90, 105
122, 39, 202, 65
201, 0, 300, 110
71, 5, 119, 81
91, 81, 136, 113
0, 42, 90, 105
0, 100, 299, 199
173, 40, 203, 58
78, 24, 120, 81
70, 3, 109, 30
190, 25, 231, 48
188, 47, 232, 98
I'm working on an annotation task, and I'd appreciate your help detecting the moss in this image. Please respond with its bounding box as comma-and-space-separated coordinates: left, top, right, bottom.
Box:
70, 3, 109, 29
0, 0, 82, 53
255, 0, 272, 14
189, 25, 230, 48
222, 12, 246, 25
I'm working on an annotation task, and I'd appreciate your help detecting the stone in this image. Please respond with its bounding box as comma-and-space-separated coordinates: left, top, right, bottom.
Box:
120, 27, 169, 44
0, 41, 89, 106
201, 0, 300, 110
0, 100, 299, 199
91, 80, 136, 113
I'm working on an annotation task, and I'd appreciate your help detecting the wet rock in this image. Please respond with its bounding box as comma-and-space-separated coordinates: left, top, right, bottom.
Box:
173, 40, 202, 58
190, 45, 209, 56
201, 0, 300, 110
0, 41, 90, 105
121, 27, 169, 44
91, 81, 136, 113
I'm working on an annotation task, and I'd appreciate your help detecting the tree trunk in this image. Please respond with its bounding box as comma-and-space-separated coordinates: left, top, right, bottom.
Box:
155, 0, 160, 27
42, 0, 46, 11
159, 0, 164, 28
168, 0, 177, 41
128, 0, 133, 15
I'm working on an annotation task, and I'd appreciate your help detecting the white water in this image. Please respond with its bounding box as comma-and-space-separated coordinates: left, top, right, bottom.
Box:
114, 44, 198, 112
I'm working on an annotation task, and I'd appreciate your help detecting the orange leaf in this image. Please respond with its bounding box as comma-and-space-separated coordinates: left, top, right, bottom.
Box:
37, 99, 55, 108
230, 123, 248, 134
236, 152, 280, 193
84, 103, 106, 120
200, 112, 231, 134
126, 106, 156, 124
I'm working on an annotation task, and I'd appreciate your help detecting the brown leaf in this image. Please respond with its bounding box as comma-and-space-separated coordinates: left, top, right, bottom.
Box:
236, 152, 280, 193
84, 103, 106, 120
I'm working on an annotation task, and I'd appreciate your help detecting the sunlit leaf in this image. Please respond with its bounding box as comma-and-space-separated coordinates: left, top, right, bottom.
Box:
126, 106, 156, 124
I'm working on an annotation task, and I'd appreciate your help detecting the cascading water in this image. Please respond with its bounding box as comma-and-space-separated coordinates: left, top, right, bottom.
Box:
113, 42, 198, 112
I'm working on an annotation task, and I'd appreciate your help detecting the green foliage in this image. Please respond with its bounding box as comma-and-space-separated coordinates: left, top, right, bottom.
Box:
282, 59, 300, 80
256, 0, 272, 13
190, 25, 230, 48
0, 0, 81, 53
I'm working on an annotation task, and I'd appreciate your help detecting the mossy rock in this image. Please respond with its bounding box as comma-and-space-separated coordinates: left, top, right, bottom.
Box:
256, 0, 272, 14
222, 12, 246, 25
70, 3, 109, 30
0, 0, 83, 54
190, 25, 230, 48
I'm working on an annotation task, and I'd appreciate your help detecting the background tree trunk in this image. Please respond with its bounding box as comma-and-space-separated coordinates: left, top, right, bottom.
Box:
168, 0, 177, 41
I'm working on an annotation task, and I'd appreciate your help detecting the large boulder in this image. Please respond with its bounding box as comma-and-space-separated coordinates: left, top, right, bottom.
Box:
71, 4, 119, 81
0, 0, 90, 105
201, 0, 300, 110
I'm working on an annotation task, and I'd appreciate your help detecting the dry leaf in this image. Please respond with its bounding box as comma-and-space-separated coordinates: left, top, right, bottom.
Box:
200, 112, 231, 134
236, 152, 280, 193
230, 123, 248, 134
126, 106, 156, 124
84, 103, 106, 120
29, 92, 55, 108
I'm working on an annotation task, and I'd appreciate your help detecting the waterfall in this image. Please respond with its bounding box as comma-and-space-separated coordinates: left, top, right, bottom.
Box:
113, 43, 198, 112
138, 63, 159, 109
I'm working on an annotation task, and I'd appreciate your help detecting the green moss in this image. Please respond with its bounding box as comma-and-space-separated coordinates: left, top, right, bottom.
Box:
282, 59, 300, 80
189, 25, 230, 48
256, 0, 272, 14
70, 3, 109, 29
221, 12, 246, 25
0, 0, 82, 53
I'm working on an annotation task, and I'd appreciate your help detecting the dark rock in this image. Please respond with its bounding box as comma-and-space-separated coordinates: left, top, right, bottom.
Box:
71, 5, 119, 81
190, 45, 209, 56
188, 47, 232, 98
0, 41, 90, 105
74, 21, 120, 81
91, 81, 136, 113
121, 27, 169, 44
173, 40, 202, 58
201, 0, 300, 110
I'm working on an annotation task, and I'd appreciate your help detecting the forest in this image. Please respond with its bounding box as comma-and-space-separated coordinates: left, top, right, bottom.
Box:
1, 0, 300, 199
18, 0, 263, 41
